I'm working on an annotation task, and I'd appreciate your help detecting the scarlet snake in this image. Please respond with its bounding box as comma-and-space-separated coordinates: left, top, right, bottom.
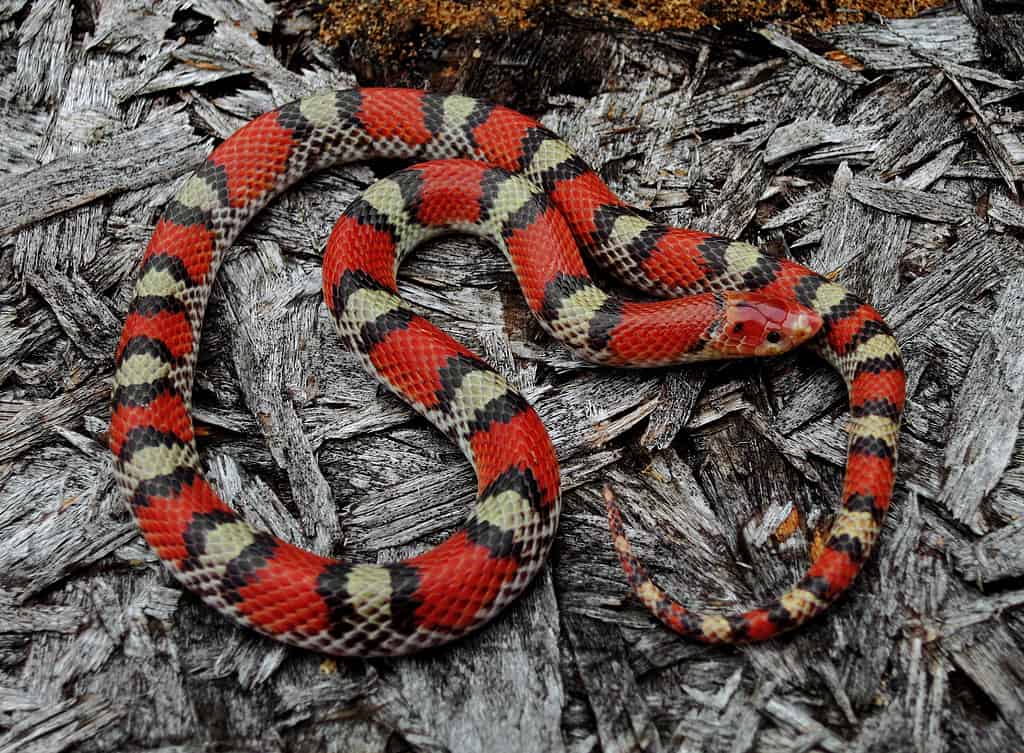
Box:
110, 88, 906, 655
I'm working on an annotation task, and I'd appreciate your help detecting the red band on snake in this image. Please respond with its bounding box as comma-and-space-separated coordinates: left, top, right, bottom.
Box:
110, 88, 905, 654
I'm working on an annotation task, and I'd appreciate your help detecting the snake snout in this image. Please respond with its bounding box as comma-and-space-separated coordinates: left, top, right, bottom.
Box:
783, 306, 823, 345
723, 294, 823, 358
755, 303, 822, 356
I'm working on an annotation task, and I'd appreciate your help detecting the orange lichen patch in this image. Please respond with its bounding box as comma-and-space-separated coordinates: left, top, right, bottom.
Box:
773, 504, 802, 543
319, 0, 949, 56
825, 49, 867, 71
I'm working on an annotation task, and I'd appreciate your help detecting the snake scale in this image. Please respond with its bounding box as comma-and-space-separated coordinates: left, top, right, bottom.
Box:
110, 88, 906, 655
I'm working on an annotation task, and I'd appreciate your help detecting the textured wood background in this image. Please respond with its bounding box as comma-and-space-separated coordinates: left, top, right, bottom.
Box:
1, 1, 1023, 751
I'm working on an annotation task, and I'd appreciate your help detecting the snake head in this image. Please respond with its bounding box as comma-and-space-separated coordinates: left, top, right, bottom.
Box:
720, 293, 823, 357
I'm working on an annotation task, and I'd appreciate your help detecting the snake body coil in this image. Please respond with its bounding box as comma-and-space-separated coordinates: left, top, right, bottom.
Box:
110, 89, 905, 655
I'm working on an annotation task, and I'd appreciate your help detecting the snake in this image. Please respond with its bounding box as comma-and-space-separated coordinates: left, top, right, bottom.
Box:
109, 88, 905, 655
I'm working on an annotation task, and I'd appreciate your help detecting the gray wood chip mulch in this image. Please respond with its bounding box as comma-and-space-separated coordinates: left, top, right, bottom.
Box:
1, 1, 1023, 751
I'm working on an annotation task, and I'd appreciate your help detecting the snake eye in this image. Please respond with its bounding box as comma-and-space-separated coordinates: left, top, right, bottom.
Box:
766, 331, 782, 344
733, 322, 744, 333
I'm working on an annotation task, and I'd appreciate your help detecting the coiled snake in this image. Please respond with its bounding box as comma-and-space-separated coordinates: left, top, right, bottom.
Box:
110, 88, 905, 655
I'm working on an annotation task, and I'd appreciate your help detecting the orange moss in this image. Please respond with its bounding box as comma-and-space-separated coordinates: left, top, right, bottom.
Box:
320, 0, 544, 55
320, 0, 948, 56
590, 0, 949, 31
